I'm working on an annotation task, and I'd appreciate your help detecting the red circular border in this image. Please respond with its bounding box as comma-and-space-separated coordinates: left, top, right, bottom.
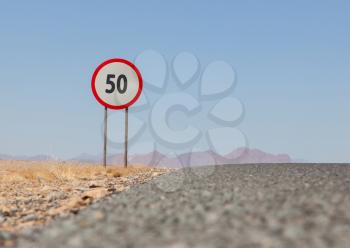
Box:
91, 58, 143, 110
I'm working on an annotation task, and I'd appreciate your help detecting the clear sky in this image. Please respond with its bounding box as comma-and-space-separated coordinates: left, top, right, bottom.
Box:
0, 1, 349, 162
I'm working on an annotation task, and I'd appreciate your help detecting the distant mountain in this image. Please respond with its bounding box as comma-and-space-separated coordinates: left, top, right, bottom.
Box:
0, 154, 13, 160
160, 148, 292, 167
2, 148, 292, 166
71, 148, 292, 167
0, 154, 54, 161
226, 148, 292, 164
70, 153, 100, 163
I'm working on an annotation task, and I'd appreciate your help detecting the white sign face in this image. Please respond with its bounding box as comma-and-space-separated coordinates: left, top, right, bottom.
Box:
92, 59, 143, 110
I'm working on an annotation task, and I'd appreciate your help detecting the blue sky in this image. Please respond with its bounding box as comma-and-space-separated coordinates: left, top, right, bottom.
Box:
0, 1, 349, 162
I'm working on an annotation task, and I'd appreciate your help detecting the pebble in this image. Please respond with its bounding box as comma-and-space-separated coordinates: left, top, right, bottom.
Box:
0, 214, 5, 223
22, 214, 38, 222
0, 231, 15, 240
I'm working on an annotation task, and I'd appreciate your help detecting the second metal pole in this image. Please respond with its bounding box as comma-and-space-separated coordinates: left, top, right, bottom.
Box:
103, 107, 108, 168
124, 108, 129, 168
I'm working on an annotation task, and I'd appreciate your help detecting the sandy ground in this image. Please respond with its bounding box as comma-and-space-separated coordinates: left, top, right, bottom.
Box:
0, 160, 170, 246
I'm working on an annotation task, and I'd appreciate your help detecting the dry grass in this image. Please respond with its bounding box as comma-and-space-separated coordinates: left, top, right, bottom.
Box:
0, 160, 149, 183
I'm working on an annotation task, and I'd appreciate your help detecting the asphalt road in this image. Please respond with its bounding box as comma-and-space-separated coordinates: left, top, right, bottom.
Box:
16, 164, 350, 248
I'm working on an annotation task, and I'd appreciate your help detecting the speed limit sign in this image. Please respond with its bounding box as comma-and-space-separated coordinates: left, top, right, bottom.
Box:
91, 58, 143, 168
91, 58, 143, 110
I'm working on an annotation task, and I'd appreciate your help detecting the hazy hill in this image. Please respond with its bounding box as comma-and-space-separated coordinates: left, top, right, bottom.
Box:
1, 148, 292, 167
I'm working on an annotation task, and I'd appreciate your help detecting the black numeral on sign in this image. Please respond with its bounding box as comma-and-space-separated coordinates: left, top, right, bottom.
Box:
117, 74, 127, 94
106, 74, 116, 93
105, 74, 128, 94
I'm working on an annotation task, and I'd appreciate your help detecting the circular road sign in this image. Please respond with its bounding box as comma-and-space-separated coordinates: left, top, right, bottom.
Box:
91, 58, 143, 110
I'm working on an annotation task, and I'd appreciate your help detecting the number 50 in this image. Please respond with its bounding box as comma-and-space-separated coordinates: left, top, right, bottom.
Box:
105, 74, 127, 94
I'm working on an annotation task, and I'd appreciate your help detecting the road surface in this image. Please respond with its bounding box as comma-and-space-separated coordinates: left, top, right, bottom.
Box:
17, 164, 350, 248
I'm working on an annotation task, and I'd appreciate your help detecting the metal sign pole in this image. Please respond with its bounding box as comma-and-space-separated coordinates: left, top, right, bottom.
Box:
92, 59, 142, 169
103, 107, 108, 168
124, 107, 129, 168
